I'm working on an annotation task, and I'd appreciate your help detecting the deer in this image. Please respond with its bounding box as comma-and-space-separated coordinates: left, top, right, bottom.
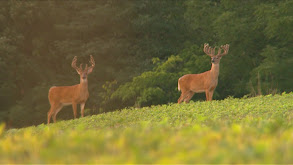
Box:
177, 43, 229, 103
47, 55, 95, 124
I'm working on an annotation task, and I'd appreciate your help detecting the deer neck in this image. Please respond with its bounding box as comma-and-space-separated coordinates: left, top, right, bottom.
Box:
79, 78, 88, 91
210, 63, 220, 78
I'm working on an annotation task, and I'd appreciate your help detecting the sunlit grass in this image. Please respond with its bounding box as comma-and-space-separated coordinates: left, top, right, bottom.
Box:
1, 93, 293, 163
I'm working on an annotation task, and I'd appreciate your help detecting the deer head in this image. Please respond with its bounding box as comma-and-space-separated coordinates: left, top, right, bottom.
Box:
71, 55, 95, 81
204, 43, 229, 64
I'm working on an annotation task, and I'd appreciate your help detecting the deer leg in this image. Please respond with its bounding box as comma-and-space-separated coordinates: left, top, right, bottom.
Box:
47, 106, 53, 124
178, 91, 189, 104
184, 91, 195, 103
72, 103, 77, 119
80, 103, 85, 117
53, 105, 63, 123
52, 104, 63, 123
178, 93, 184, 104
205, 90, 210, 101
48, 104, 61, 124
208, 90, 214, 101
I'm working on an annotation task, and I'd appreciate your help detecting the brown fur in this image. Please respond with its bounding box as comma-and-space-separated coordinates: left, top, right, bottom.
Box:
48, 83, 89, 105
177, 43, 229, 103
47, 56, 94, 124
47, 81, 89, 124
178, 64, 219, 103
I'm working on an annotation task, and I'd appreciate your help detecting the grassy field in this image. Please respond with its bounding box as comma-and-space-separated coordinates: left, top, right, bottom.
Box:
1, 93, 293, 163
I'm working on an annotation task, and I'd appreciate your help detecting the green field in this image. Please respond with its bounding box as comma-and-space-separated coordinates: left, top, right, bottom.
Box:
1, 93, 293, 163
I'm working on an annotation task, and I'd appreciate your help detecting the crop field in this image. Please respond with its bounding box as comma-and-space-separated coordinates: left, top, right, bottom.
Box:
1, 93, 293, 163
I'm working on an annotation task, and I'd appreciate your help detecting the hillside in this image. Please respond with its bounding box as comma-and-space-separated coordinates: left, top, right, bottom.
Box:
1, 93, 293, 163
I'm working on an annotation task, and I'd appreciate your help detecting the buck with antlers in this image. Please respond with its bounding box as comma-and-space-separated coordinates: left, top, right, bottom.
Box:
177, 43, 229, 103
47, 55, 95, 124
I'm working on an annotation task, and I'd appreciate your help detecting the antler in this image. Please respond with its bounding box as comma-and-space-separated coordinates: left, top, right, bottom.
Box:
86, 55, 95, 74
204, 43, 229, 57
72, 56, 82, 72
88, 55, 95, 69
204, 43, 216, 57
72, 55, 95, 73
216, 44, 230, 57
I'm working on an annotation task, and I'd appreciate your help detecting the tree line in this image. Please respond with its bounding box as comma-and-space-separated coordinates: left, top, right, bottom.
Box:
0, 0, 292, 128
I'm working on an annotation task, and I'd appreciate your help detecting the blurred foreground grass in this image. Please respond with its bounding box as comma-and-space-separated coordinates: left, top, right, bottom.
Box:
1, 93, 293, 163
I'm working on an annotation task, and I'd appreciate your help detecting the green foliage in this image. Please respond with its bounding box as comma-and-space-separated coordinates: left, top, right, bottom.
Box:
250, 0, 293, 94
105, 0, 293, 109
106, 44, 219, 107
1, 0, 293, 127
7, 84, 59, 128
110, 55, 185, 107
1, 93, 293, 163
1, 0, 191, 127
